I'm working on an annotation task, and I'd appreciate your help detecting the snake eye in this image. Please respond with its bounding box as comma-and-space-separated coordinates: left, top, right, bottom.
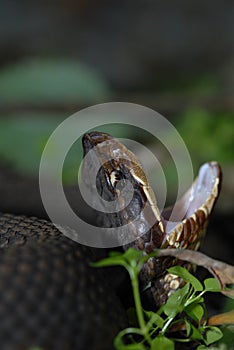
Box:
110, 170, 122, 188
96, 166, 124, 201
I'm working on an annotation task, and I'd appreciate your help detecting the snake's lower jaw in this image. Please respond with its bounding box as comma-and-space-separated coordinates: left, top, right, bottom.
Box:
144, 161, 222, 308
161, 161, 222, 250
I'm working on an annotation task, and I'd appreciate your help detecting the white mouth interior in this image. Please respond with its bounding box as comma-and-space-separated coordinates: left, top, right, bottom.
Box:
162, 162, 220, 233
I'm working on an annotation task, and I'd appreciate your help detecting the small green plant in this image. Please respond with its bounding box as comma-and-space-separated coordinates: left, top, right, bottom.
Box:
94, 248, 223, 350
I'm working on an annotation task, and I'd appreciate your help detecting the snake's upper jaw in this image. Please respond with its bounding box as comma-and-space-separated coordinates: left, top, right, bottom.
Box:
161, 162, 222, 243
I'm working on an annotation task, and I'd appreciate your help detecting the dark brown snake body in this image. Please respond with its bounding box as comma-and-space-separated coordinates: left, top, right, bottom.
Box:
0, 131, 221, 349
0, 213, 127, 350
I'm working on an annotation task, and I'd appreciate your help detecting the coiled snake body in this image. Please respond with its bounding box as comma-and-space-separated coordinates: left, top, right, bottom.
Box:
0, 131, 221, 350
0, 213, 127, 350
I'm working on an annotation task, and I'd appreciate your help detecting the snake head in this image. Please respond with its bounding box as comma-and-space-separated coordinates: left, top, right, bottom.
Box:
82, 131, 164, 243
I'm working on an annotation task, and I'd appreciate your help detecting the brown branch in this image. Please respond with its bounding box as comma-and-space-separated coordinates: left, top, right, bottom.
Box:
157, 249, 234, 298
169, 310, 234, 333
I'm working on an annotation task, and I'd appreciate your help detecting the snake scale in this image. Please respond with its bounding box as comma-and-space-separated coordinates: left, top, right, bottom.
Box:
0, 131, 221, 350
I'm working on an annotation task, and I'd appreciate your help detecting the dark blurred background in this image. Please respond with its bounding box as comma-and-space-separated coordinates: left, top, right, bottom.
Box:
0, 1, 233, 247
0, 0, 233, 338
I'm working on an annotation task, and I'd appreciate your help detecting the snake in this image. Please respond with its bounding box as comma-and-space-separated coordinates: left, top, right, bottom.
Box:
82, 131, 222, 307
0, 131, 221, 350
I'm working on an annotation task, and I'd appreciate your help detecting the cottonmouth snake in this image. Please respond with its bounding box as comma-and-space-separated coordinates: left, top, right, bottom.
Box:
0, 131, 221, 350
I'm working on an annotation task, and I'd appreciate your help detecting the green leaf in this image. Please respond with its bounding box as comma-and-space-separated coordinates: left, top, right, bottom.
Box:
185, 303, 204, 322
109, 251, 123, 257
151, 335, 174, 350
123, 248, 144, 267
143, 310, 164, 329
94, 248, 146, 275
190, 324, 204, 341
203, 326, 223, 346
162, 283, 190, 317
114, 328, 145, 350
185, 319, 191, 337
92, 255, 127, 269
204, 278, 221, 292
168, 266, 203, 291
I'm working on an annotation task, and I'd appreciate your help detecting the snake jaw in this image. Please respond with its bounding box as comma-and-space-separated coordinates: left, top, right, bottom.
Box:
143, 161, 222, 308
161, 161, 221, 249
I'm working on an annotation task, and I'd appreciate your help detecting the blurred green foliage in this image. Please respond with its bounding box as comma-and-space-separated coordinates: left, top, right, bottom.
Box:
161, 72, 220, 96
0, 117, 140, 183
0, 58, 111, 104
0, 57, 233, 190
0, 116, 62, 173
176, 109, 234, 171
0, 57, 112, 181
0, 111, 233, 186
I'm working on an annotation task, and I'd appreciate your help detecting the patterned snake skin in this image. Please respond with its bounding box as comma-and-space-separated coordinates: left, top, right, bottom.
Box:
0, 214, 127, 350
